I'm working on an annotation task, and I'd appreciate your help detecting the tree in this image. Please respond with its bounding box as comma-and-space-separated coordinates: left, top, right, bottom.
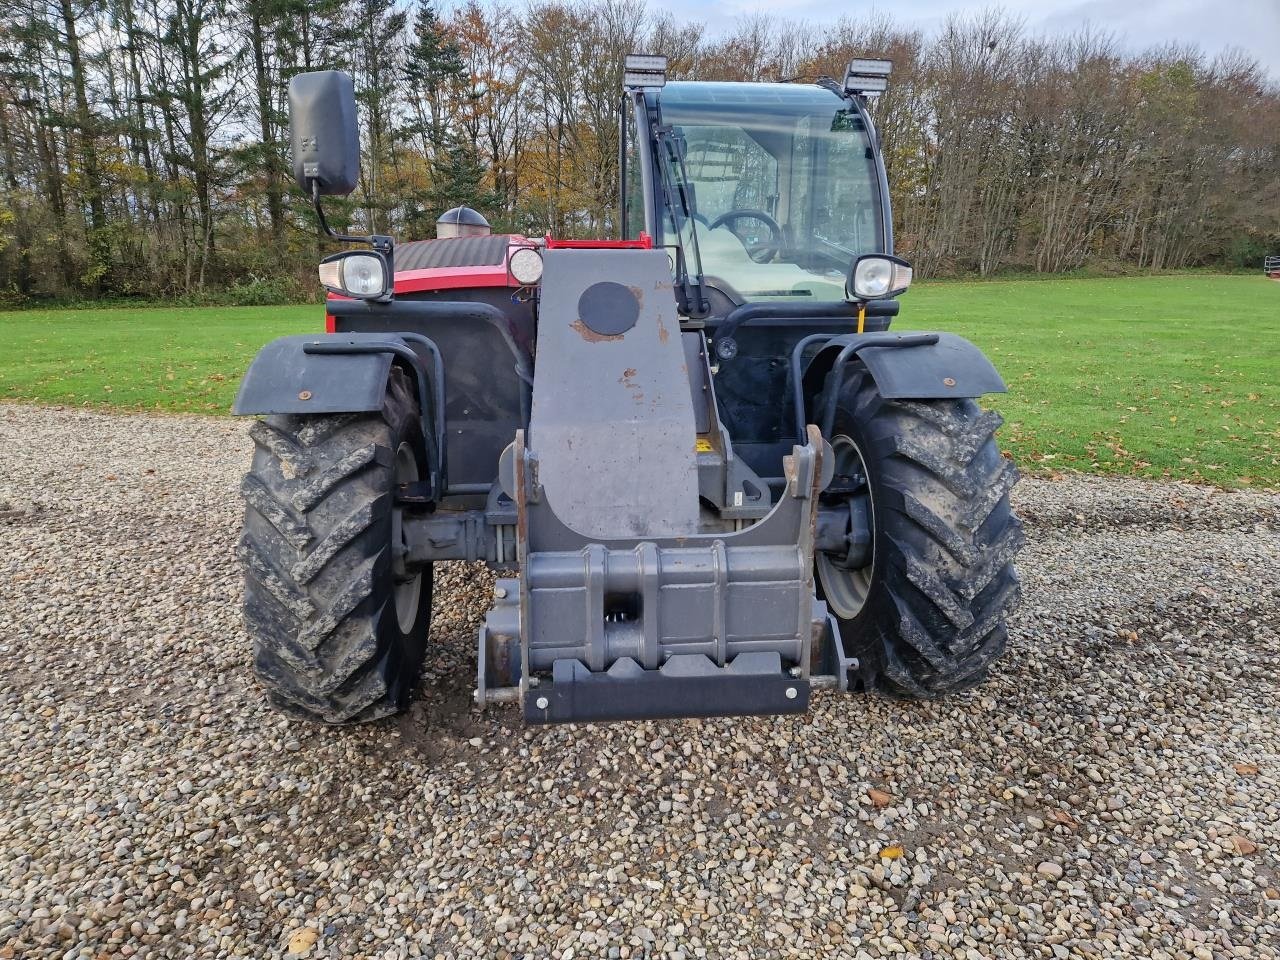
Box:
403, 0, 463, 155
423, 132, 499, 225
0, 0, 1276, 300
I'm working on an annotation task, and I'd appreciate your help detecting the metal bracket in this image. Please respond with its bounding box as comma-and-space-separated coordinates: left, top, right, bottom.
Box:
789, 332, 939, 441
816, 611, 857, 692
394, 480, 436, 509
524, 653, 810, 724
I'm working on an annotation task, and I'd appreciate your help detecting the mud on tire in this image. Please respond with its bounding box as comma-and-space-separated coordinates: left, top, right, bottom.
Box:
239, 367, 433, 723
818, 367, 1024, 697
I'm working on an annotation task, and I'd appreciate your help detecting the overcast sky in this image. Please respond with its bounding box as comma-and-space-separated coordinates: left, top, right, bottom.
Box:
647, 0, 1280, 79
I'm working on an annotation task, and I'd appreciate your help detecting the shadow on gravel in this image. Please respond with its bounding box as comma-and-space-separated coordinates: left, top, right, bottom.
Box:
394, 682, 489, 762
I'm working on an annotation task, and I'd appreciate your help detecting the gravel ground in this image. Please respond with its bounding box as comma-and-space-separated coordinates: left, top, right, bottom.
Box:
1, 402, 1278, 960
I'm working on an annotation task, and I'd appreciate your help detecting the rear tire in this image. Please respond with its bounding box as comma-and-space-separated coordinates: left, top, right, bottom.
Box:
816, 367, 1023, 697
239, 368, 433, 723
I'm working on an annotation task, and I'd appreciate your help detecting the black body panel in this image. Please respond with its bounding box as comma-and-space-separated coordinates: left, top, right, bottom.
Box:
332, 289, 533, 492
707, 315, 891, 480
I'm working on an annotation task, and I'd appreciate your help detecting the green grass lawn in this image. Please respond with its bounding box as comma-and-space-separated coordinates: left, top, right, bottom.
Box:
901, 275, 1278, 488
1, 274, 1276, 487
0, 304, 317, 413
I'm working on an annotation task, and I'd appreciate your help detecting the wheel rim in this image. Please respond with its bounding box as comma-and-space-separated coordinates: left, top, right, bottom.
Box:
815, 435, 875, 619
392, 441, 422, 633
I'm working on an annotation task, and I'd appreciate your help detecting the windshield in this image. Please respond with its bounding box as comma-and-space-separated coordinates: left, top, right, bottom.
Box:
655, 82, 884, 303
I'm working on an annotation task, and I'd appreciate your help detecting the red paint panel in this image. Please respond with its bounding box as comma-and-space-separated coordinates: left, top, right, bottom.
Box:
544, 231, 653, 250
393, 263, 513, 294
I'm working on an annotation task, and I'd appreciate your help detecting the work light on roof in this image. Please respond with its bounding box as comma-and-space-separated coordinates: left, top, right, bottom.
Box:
624, 53, 667, 89
843, 58, 892, 97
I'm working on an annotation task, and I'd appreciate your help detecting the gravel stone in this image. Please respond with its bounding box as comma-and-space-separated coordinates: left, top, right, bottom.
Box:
1037, 862, 1065, 881
1, 403, 1279, 959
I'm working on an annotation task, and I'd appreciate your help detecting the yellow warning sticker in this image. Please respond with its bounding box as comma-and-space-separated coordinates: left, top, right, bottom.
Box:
695, 437, 713, 452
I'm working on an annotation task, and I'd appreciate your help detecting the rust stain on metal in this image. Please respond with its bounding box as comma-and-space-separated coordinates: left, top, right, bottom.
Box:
631, 281, 661, 342
618, 367, 644, 404
297, 390, 312, 401
571, 318, 624, 343
943, 377, 957, 388
655, 308, 670, 344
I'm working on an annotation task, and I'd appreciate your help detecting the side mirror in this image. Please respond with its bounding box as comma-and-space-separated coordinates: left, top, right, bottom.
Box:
289, 70, 360, 197
847, 253, 913, 301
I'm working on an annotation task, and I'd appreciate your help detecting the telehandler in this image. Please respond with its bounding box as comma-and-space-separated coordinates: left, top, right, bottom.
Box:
233, 56, 1022, 725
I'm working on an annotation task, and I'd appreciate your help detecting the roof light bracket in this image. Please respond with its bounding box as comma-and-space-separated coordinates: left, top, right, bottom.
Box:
624, 53, 668, 90
843, 58, 892, 98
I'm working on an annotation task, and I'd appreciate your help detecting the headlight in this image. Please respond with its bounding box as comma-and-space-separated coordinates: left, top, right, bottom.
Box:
854, 258, 893, 298
509, 247, 544, 285
318, 250, 390, 300
848, 255, 913, 301
341, 254, 386, 296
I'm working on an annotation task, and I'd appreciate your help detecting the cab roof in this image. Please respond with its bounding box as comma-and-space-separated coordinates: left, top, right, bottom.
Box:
656, 80, 848, 114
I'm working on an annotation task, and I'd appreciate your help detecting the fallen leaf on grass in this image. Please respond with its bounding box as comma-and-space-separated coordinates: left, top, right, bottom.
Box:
1233, 762, 1259, 776
868, 788, 894, 808
879, 845, 904, 860
1230, 835, 1258, 856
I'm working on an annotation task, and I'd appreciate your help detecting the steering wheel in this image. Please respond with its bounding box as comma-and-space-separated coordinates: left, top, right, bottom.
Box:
708, 209, 783, 263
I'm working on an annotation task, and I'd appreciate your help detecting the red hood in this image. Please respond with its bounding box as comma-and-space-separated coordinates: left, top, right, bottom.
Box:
328, 231, 656, 301
392, 234, 529, 295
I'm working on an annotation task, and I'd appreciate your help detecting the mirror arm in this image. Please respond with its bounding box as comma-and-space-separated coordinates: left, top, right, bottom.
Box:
311, 180, 395, 282
312, 180, 365, 244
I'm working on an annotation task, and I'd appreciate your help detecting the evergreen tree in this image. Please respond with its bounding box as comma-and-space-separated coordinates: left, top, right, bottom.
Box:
403, 0, 464, 153
423, 133, 500, 228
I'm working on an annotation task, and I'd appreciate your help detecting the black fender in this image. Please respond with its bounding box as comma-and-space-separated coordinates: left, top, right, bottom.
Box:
795, 331, 1006, 442
803, 331, 1006, 404
233, 330, 448, 499
860, 331, 1006, 398
233, 332, 400, 415
803, 332, 1003, 404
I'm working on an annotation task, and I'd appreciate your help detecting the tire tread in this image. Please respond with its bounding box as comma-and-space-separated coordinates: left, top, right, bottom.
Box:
823, 371, 1022, 699
239, 369, 431, 724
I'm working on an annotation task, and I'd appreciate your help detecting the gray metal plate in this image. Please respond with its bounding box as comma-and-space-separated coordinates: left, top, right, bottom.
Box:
525, 654, 810, 724
530, 250, 700, 539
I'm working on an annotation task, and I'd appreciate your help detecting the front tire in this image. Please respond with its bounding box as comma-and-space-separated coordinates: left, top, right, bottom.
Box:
816, 368, 1023, 697
239, 368, 433, 723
